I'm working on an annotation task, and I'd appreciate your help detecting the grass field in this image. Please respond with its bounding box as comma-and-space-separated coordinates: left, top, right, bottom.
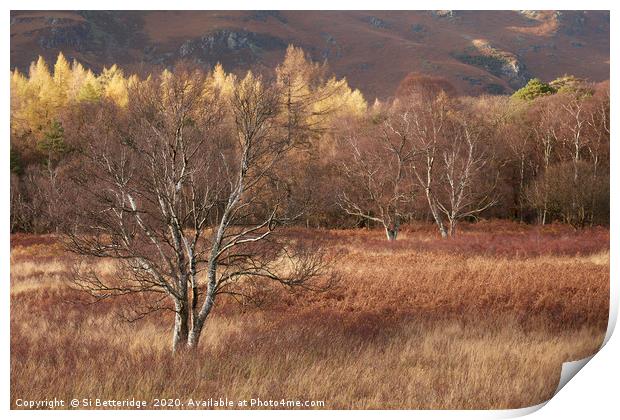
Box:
10, 221, 609, 409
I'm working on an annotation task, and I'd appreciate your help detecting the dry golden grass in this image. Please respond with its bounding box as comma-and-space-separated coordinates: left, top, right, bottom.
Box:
10, 223, 609, 409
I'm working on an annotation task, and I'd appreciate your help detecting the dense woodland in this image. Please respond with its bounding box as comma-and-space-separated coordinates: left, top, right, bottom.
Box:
10, 47, 610, 238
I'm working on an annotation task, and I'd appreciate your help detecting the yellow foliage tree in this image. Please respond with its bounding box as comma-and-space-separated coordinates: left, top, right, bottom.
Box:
99, 64, 129, 106
78, 70, 102, 102
53, 52, 71, 104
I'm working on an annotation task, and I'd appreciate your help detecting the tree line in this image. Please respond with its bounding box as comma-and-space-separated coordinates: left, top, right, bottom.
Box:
10, 48, 610, 239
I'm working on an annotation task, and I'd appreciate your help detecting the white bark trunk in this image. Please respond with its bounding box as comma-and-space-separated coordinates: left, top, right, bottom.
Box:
172, 299, 189, 353
426, 189, 448, 238
448, 219, 457, 237
385, 227, 398, 241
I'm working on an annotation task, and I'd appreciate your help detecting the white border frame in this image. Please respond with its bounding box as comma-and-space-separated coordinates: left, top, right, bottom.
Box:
3, 2, 617, 418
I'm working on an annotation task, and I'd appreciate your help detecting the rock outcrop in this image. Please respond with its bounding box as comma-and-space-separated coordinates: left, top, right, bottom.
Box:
453, 40, 531, 90
175, 30, 287, 66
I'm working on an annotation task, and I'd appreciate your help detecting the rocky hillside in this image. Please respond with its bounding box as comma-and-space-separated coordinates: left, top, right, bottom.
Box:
10, 10, 609, 99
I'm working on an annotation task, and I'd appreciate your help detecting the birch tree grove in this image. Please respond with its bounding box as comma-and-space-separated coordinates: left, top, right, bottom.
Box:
402, 92, 498, 238
65, 67, 334, 352
338, 79, 499, 240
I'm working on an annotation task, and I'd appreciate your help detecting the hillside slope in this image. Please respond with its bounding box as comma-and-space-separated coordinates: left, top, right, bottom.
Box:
10, 10, 610, 99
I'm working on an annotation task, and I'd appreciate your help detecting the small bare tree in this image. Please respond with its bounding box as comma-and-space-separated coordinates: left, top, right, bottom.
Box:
337, 113, 414, 241
434, 118, 498, 236
555, 89, 591, 227
65, 68, 333, 353
404, 89, 452, 238
528, 97, 561, 224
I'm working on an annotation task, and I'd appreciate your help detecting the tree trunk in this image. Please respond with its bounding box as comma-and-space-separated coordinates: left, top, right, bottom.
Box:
186, 260, 218, 350
426, 189, 448, 238
385, 227, 398, 241
187, 326, 202, 350
448, 219, 457, 237
172, 299, 189, 353
187, 295, 214, 350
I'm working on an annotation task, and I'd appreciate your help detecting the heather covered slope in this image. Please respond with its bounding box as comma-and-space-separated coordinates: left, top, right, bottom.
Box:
10, 10, 610, 99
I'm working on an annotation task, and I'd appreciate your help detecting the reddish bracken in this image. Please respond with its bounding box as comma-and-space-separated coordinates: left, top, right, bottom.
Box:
10, 223, 609, 409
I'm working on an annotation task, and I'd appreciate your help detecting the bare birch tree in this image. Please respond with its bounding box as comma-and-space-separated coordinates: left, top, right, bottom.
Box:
557, 91, 589, 227
65, 68, 333, 353
525, 96, 561, 224
434, 118, 498, 236
405, 90, 452, 237
337, 112, 414, 241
